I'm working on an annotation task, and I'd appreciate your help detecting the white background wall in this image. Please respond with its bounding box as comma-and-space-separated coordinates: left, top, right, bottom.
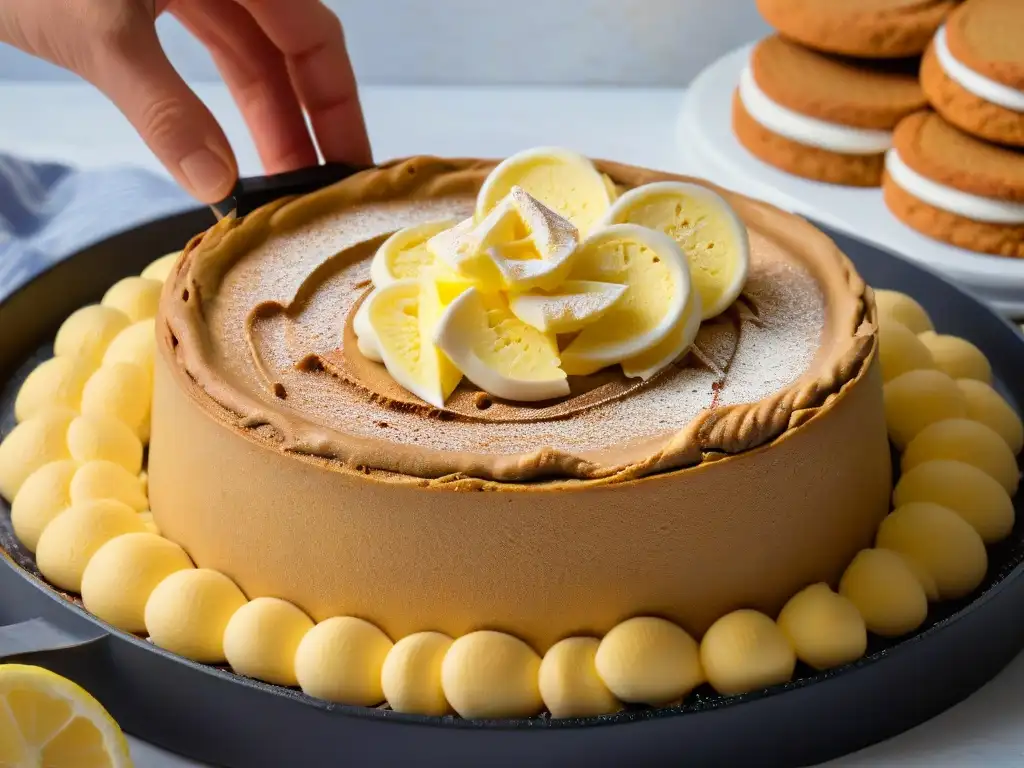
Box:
0, 0, 769, 85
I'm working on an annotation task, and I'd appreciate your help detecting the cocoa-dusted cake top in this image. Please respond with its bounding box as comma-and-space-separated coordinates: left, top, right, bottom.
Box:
163, 155, 873, 484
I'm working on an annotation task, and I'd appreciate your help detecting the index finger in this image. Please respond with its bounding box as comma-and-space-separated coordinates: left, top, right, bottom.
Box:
234, 0, 372, 166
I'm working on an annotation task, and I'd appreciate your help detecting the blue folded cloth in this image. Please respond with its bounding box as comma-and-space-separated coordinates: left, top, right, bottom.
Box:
0, 154, 194, 299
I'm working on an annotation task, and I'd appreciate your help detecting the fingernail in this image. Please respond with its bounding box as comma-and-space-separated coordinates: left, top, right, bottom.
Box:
180, 148, 234, 201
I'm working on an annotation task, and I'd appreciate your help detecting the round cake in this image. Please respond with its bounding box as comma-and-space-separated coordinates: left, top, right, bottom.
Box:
149, 156, 890, 650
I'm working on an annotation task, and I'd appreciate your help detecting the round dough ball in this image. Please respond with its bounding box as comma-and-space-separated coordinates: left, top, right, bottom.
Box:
102, 319, 157, 378
67, 414, 143, 475
957, 379, 1023, 455
54, 305, 130, 368
902, 418, 1019, 494
14, 356, 94, 423
141, 251, 180, 283
699, 610, 796, 696
894, 459, 1014, 544
80, 362, 152, 438
223, 597, 314, 687
101, 277, 162, 323
540, 636, 622, 719
776, 583, 867, 671
595, 616, 703, 705
81, 532, 193, 633
11, 459, 78, 552
144, 569, 247, 663
876, 502, 988, 601
874, 290, 933, 334
0, 407, 76, 502
35, 499, 145, 593
878, 318, 935, 383
295, 617, 393, 706
883, 369, 966, 449
440, 630, 541, 719
381, 631, 454, 716
70, 460, 148, 511
839, 549, 928, 637
918, 332, 992, 384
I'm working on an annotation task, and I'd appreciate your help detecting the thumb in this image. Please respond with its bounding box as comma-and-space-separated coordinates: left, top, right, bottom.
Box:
85, 15, 238, 203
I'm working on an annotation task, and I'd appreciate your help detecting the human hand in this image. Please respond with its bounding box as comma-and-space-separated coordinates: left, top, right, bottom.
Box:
0, 0, 372, 203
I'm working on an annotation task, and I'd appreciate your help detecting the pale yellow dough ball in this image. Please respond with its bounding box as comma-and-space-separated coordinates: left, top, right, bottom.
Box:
540, 636, 622, 719
918, 331, 992, 384
81, 532, 193, 633
440, 630, 542, 719
877, 318, 935, 383
840, 549, 928, 637
381, 631, 454, 716
102, 319, 157, 379
957, 379, 1024, 455
902, 418, 1019, 494
223, 598, 314, 687
141, 251, 181, 282
144, 569, 247, 663
700, 610, 795, 696
10, 459, 78, 552
80, 362, 152, 439
69, 460, 148, 512
776, 584, 867, 671
877, 502, 987, 601
0, 407, 76, 502
874, 290, 933, 334
894, 460, 1014, 544
102, 277, 162, 323
54, 305, 130, 368
67, 414, 143, 475
882, 369, 966, 449
295, 617, 393, 706
14, 356, 94, 422
594, 616, 703, 705
35, 499, 145, 593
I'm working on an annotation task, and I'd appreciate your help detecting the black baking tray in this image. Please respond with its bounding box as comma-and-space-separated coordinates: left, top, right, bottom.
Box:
2, 168, 1024, 768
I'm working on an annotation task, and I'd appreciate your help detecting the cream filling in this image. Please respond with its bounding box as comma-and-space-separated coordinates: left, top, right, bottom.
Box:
738, 65, 892, 155
935, 27, 1024, 113
886, 149, 1024, 224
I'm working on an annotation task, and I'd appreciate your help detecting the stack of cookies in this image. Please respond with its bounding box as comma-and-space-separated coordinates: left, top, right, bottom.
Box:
733, 0, 1024, 258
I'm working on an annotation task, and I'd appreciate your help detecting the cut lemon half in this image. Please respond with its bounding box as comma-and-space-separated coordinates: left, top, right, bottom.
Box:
560, 224, 693, 377
367, 280, 463, 408
0, 664, 132, 768
370, 219, 457, 287
621, 279, 703, 380
476, 147, 613, 235
508, 280, 627, 334
602, 181, 749, 320
435, 288, 569, 402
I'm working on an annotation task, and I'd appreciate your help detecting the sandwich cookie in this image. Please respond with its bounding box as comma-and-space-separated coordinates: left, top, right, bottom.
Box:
756, 0, 957, 59
920, 0, 1024, 147
733, 36, 927, 186
883, 111, 1024, 258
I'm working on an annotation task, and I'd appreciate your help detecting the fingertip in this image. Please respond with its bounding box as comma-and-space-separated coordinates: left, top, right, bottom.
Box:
179, 146, 237, 203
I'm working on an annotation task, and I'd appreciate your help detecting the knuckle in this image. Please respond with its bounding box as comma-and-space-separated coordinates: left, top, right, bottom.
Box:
137, 95, 192, 148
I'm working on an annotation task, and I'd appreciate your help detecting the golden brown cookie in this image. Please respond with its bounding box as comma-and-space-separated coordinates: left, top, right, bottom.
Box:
732, 36, 926, 186
757, 0, 957, 58
882, 110, 1024, 257
920, 0, 1024, 147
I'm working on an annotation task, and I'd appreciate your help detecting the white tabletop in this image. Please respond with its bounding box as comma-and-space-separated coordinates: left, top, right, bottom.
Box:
2, 81, 1022, 767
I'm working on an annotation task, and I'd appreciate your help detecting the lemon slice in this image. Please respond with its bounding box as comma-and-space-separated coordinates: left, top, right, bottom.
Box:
602, 181, 749, 320
508, 280, 627, 334
370, 219, 457, 287
476, 147, 613, 235
435, 288, 568, 402
366, 280, 463, 408
352, 292, 383, 363
621, 279, 703, 380
427, 218, 504, 288
0, 664, 132, 768
559, 224, 693, 377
